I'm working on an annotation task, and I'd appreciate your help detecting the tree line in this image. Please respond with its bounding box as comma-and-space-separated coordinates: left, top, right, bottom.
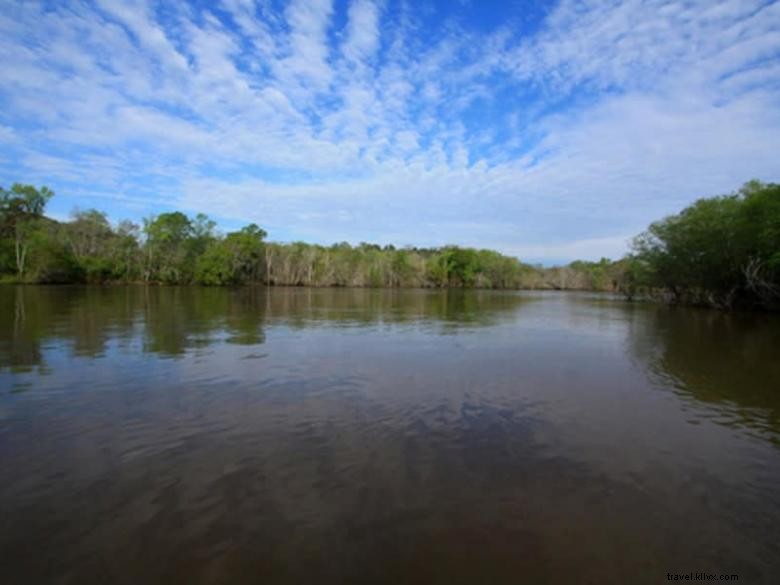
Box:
2, 180, 778, 308
625, 180, 780, 310
0, 182, 623, 291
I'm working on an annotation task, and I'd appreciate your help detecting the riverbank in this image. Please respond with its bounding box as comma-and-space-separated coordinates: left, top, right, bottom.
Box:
3, 180, 778, 309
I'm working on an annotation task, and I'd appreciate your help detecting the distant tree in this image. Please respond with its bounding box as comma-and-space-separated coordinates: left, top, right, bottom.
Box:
428, 249, 455, 287
196, 224, 266, 285
57, 209, 144, 282
0, 183, 54, 277
142, 212, 197, 283
5, 176, 775, 309
448, 247, 481, 286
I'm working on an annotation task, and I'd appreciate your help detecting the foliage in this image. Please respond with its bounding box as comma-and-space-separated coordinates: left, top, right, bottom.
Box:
0, 182, 628, 291
12, 178, 773, 310
630, 181, 780, 308
196, 224, 267, 285
0, 183, 54, 278
142, 212, 198, 283
61, 209, 141, 282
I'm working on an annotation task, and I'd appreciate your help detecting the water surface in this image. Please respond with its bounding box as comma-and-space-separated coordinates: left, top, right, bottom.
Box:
1, 286, 779, 584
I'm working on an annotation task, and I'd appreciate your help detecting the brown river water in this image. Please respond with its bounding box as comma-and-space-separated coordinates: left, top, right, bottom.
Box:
1, 286, 779, 584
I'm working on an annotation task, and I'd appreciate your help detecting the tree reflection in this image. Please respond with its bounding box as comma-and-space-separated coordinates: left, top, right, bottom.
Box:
630, 304, 780, 442
261, 287, 531, 330
0, 287, 43, 373
0, 286, 532, 373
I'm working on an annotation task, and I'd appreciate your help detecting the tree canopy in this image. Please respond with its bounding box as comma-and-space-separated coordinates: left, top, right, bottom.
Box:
0, 184, 620, 291
3, 179, 777, 309
629, 181, 780, 308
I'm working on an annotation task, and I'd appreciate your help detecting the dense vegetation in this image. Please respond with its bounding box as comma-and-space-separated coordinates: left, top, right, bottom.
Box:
627, 180, 780, 310
2, 180, 778, 308
0, 182, 623, 291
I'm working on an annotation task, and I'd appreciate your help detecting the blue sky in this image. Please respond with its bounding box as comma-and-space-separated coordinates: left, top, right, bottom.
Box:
1, 0, 779, 263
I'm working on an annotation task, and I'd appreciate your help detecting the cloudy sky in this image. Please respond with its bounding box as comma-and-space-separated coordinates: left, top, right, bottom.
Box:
1, 0, 779, 263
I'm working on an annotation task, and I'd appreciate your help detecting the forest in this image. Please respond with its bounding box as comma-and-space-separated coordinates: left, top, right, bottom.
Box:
0, 182, 623, 292
1, 180, 778, 309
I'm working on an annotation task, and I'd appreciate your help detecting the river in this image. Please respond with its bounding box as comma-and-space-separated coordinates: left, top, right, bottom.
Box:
1, 286, 779, 583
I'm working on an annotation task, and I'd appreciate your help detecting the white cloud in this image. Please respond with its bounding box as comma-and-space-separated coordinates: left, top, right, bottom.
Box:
342, 0, 381, 64
0, 0, 778, 262
0, 125, 16, 144
276, 0, 334, 90
94, 0, 189, 74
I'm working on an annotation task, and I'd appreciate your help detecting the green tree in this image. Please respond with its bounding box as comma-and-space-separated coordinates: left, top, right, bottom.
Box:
428, 249, 455, 287
0, 184, 54, 278
143, 212, 194, 283
196, 224, 266, 285
631, 181, 780, 308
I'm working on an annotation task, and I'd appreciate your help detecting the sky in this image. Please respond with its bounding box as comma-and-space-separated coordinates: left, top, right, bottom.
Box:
1, 0, 779, 264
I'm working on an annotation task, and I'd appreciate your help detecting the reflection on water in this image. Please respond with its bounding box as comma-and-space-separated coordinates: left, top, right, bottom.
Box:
630, 305, 780, 440
1, 286, 779, 584
0, 286, 531, 368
